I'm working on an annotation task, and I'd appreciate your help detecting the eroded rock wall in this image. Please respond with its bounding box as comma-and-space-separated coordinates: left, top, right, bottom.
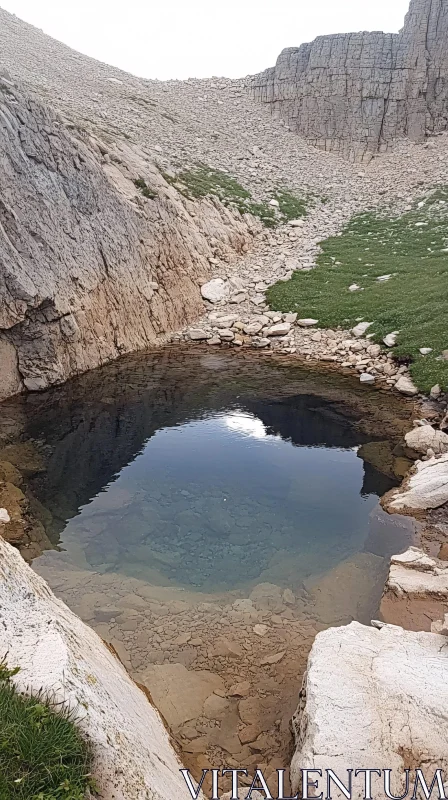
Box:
250, 0, 448, 161
0, 78, 257, 400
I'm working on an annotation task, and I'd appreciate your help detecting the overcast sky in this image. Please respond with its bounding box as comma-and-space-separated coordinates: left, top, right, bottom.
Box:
1, 0, 411, 80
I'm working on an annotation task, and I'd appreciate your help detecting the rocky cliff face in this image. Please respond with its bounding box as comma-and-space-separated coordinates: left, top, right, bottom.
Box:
250, 0, 448, 161
0, 76, 257, 401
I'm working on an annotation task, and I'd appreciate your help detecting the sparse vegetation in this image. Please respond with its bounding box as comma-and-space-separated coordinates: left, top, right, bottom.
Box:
161, 164, 310, 228
0, 659, 94, 800
273, 188, 309, 220
133, 178, 156, 199
267, 187, 448, 392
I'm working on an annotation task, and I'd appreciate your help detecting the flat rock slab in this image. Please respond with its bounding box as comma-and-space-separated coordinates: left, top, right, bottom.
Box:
380, 546, 448, 631
387, 453, 448, 511
140, 663, 224, 729
0, 539, 196, 800
291, 622, 448, 799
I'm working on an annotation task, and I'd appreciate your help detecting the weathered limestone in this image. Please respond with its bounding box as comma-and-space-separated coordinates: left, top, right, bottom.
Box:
386, 453, 448, 511
291, 622, 448, 798
0, 80, 256, 401
405, 424, 448, 455
0, 537, 199, 800
380, 547, 448, 631
251, 0, 448, 161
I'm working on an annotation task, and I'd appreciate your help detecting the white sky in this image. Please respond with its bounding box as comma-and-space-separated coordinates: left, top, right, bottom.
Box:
1, 0, 411, 80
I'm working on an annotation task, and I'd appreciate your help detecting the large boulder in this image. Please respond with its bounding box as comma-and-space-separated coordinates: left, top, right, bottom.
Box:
405, 425, 448, 455
380, 547, 448, 631
0, 538, 199, 800
386, 453, 448, 511
291, 622, 448, 798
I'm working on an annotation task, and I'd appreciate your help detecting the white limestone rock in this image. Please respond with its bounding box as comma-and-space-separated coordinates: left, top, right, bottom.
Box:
387, 453, 448, 510
291, 622, 448, 798
359, 373, 375, 384
0, 538, 197, 800
395, 375, 419, 396
0, 508, 10, 523
380, 547, 448, 631
201, 278, 230, 303
266, 322, 291, 337
351, 322, 372, 338
405, 424, 448, 455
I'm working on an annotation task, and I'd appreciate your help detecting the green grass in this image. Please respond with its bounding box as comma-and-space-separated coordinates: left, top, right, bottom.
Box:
273, 188, 308, 220
267, 187, 448, 393
133, 178, 156, 199
0, 660, 94, 800
161, 164, 309, 228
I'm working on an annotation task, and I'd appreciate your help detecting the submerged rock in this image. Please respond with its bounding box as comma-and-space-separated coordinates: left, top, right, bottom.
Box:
291, 622, 448, 798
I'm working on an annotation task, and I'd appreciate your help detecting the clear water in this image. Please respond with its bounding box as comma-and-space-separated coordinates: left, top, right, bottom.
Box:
10, 348, 411, 594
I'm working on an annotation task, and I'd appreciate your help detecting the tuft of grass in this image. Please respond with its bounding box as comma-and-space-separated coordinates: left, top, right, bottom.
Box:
0, 659, 95, 800
273, 188, 309, 220
267, 186, 448, 393
133, 178, 156, 200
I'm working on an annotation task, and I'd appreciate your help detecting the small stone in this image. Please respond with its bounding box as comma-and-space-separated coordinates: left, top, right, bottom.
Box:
253, 624, 269, 637
259, 651, 286, 666
284, 313, 298, 323
269, 199, 279, 207
360, 373, 375, 384
395, 375, 419, 396
266, 322, 291, 337
201, 278, 229, 303
174, 633, 191, 646
0, 509, 10, 523
228, 681, 251, 697
419, 348, 432, 355
203, 693, 230, 719
367, 344, 381, 357
213, 639, 243, 658
288, 219, 305, 227
430, 384, 441, 399
282, 588, 295, 605
351, 322, 372, 338
189, 329, 210, 341
218, 329, 235, 342
251, 338, 271, 349
298, 318, 319, 327
207, 336, 221, 345
349, 284, 361, 291
383, 332, 399, 347
243, 322, 263, 335
230, 292, 248, 304
238, 725, 263, 745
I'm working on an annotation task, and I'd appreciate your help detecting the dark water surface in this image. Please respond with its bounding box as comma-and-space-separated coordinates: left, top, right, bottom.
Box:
1, 348, 414, 595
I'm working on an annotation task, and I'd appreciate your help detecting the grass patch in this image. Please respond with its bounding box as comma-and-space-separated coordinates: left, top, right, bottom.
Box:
133, 178, 156, 199
267, 187, 448, 392
0, 660, 94, 800
161, 164, 310, 228
273, 188, 308, 220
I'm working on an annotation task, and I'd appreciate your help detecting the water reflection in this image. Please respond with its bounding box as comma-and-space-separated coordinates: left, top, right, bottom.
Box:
0, 348, 412, 592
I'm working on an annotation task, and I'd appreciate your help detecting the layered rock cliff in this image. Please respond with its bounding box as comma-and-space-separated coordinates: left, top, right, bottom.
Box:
250, 0, 448, 161
0, 76, 257, 400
